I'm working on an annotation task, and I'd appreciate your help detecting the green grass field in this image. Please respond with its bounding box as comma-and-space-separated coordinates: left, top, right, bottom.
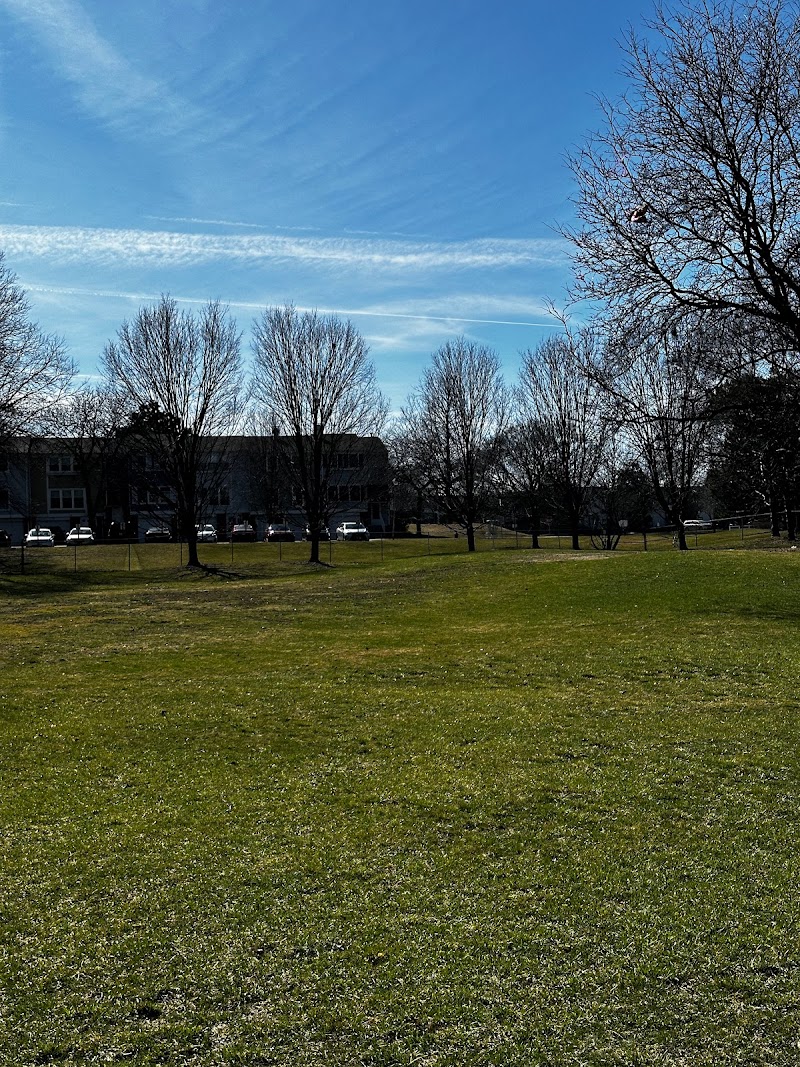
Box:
2, 547, 800, 1065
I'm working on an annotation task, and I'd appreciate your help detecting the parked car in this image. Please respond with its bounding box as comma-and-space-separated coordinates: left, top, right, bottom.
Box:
65, 526, 95, 546
336, 521, 370, 541
0, 529, 11, 548
683, 519, 712, 531
265, 523, 295, 542
144, 526, 172, 542
303, 524, 330, 541
25, 527, 55, 548
231, 523, 256, 542
195, 524, 218, 543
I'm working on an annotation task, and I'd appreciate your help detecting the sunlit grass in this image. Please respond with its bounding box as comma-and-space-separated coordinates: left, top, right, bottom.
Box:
2, 549, 800, 1064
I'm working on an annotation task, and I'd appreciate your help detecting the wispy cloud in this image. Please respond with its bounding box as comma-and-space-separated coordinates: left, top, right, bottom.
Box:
25, 283, 563, 330
0, 223, 569, 272
144, 215, 276, 231
0, 0, 206, 142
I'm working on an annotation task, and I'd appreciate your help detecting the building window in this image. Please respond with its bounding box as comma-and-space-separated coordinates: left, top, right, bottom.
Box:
50, 488, 85, 511
0, 487, 8, 510
206, 486, 230, 507
135, 486, 171, 506
335, 453, 364, 469
48, 455, 75, 474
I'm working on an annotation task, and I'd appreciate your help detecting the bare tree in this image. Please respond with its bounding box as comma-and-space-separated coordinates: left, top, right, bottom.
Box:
387, 424, 438, 538
500, 418, 553, 548
103, 297, 244, 567
595, 317, 718, 549
0, 251, 73, 442
518, 332, 611, 549
588, 436, 655, 548
567, 0, 800, 353
400, 339, 509, 552
46, 383, 130, 537
251, 306, 388, 564
709, 368, 800, 537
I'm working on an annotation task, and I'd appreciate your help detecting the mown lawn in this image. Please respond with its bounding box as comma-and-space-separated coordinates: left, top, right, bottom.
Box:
2, 549, 800, 1065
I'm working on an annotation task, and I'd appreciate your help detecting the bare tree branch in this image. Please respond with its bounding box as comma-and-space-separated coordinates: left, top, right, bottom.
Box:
0, 251, 73, 442
567, 0, 800, 350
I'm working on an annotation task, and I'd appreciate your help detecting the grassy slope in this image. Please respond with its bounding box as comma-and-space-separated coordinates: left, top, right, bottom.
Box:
2, 550, 800, 1065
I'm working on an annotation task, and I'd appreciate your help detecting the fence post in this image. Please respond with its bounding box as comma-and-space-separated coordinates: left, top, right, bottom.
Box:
643, 531, 647, 552
128, 540, 132, 572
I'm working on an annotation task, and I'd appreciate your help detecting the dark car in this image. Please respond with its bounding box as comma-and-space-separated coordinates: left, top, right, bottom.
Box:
0, 529, 11, 548
265, 523, 295, 542
145, 526, 172, 543
231, 523, 256, 542
303, 524, 330, 541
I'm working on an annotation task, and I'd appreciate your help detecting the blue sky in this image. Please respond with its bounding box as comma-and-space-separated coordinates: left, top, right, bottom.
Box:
0, 0, 648, 408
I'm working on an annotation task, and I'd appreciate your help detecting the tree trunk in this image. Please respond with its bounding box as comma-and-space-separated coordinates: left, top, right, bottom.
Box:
570, 515, 581, 549
466, 523, 476, 552
308, 534, 321, 564
787, 502, 796, 541
667, 507, 688, 551
771, 503, 782, 537
186, 530, 200, 567
531, 531, 540, 548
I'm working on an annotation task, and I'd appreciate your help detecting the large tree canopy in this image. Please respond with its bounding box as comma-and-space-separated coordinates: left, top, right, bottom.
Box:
568, 0, 800, 351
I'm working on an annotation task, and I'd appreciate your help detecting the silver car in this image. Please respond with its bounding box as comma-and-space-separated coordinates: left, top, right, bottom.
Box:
66, 526, 95, 546
25, 527, 55, 547
336, 521, 370, 542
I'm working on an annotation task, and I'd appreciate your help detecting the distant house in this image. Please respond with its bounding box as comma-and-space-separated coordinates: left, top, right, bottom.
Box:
0, 434, 390, 544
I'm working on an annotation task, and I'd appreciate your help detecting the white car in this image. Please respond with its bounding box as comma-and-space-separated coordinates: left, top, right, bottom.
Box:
25, 527, 55, 548
65, 526, 95, 546
336, 521, 370, 542
195, 524, 218, 543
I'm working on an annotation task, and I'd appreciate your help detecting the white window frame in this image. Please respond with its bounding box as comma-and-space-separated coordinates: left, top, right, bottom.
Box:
48, 455, 75, 474
50, 488, 85, 511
